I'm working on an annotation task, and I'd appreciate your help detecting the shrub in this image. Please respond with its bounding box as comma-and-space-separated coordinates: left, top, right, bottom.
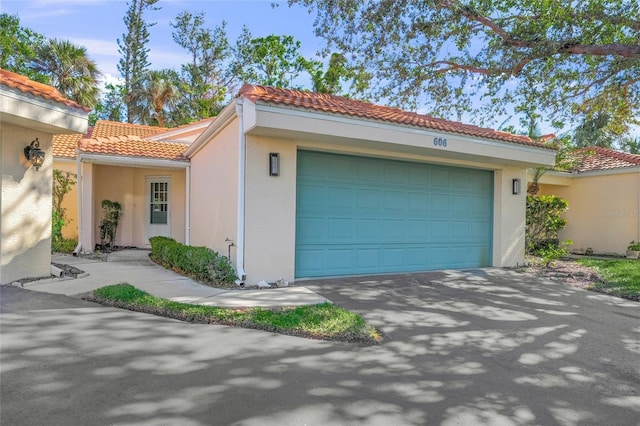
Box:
628, 241, 640, 251
52, 238, 78, 254
149, 236, 236, 284
526, 195, 569, 253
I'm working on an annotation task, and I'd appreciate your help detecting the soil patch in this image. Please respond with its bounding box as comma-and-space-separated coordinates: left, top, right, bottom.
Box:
515, 257, 605, 290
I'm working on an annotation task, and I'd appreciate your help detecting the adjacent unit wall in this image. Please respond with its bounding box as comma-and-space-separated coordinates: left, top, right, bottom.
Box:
539, 171, 640, 255
90, 165, 186, 248
189, 116, 240, 264
1, 124, 53, 284
53, 159, 79, 239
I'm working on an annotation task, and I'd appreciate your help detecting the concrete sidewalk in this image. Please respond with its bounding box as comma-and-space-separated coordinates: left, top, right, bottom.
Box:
18, 250, 328, 308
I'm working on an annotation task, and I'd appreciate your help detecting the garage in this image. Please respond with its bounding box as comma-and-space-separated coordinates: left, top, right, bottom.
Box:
295, 151, 494, 278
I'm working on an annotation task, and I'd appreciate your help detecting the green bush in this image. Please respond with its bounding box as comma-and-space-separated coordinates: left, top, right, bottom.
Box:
526, 195, 569, 253
149, 236, 236, 284
52, 238, 78, 254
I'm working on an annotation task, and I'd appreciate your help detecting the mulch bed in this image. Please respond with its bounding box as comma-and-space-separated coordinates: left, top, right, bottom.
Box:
516, 258, 606, 290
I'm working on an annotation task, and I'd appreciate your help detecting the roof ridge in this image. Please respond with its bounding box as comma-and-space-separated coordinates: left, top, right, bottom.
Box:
237, 84, 543, 148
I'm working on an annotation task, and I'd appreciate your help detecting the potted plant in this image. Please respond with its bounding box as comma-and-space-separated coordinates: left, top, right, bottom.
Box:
626, 241, 640, 259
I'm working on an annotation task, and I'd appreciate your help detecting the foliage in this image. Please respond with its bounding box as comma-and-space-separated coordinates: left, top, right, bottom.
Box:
52, 169, 76, 242
526, 195, 569, 254
308, 52, 371, 96
535, 240, 573, 268
139, 68, 179, 126
52, 238, 78, 254
170, 11, 232, 122
572, 112, 616, 149
99, 199, 123, 249
290, 0, 640, 137
0, 13, 46, 81
90, 83, 127, 125
118, 0, 160, 123
149, 236, 236, 284
90, 283, 381, 343
628, 241, 640, 251
233, 34, 311, 88
32, 38, 101, 108
577, 259, 640, 301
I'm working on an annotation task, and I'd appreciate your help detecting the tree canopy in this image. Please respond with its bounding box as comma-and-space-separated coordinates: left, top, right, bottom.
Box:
33, 38, 101, 108
289, 0, 640, 136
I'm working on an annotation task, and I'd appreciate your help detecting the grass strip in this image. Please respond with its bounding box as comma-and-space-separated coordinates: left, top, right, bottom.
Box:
577, 259, 640, 301
88, 283, 382, 344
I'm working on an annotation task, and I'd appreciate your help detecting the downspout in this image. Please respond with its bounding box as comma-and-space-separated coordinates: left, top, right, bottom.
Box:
72, 153, 82, 256
235, 98, 247, 285
185, 164, 191, 245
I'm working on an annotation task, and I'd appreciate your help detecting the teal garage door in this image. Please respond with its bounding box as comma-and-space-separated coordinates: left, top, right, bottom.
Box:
295, 151, 493, 278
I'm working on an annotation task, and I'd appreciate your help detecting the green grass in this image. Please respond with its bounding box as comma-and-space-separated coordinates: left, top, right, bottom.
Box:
577, 259, 640, 301
90, 283, 382, 344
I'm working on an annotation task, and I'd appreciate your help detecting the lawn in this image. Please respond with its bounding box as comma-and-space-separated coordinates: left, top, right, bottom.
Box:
88, 283, 382, 344
577, 259, 640, 301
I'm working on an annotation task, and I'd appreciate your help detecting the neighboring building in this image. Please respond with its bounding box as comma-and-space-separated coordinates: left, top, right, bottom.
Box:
0, 68, 89, 284
538, 147, 640, 256
53, 120, 170, 240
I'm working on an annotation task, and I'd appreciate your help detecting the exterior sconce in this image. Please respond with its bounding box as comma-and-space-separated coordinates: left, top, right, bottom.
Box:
24, 138, 45, 171
512, 178, 521, 195
269, 153, 280, 176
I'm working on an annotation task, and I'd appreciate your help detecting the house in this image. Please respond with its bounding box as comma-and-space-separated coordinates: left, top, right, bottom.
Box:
57, 85, 555, 285
0, 68, 89, 284
186, 85, 556, 284
538, 146, 640, 255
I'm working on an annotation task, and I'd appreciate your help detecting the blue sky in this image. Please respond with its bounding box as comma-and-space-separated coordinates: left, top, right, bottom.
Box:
1, 0, 319, 81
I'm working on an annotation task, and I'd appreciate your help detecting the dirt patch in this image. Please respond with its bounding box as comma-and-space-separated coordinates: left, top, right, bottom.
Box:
515, 257, 605, 290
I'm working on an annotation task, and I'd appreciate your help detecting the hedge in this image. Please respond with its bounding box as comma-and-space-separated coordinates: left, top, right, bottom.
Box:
149, 236, 236, 284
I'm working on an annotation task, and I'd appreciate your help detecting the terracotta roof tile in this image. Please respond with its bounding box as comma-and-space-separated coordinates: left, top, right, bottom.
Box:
91, 120, 168, 138
0, 68, 90, 111
571, 147, 640, 173
52, 134, 82, 158
78, 135, 188, 161
238, 84, 548, 148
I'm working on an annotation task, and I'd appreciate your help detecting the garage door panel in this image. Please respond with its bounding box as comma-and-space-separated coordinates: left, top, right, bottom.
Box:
296, 151, 493, 277
430, 193, 450, 213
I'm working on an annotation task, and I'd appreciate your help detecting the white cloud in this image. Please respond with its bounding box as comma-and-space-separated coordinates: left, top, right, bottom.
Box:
68, 37, 119, 58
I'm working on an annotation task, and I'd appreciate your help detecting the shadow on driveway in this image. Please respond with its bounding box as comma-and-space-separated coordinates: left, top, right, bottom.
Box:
1, 268, 639, 425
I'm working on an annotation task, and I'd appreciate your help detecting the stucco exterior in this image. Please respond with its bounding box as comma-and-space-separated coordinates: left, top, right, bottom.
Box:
1, 126, 54, 283
242, 135, 532, 283
189, 116, 239, 260
187, 94, 555, 285
53, 158, 79, 239
79, 163, 186, 249
1, 69, 88, 284
539, 170, 640, 255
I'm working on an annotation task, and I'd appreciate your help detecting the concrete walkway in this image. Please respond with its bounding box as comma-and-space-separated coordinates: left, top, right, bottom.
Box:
18, 250, 328, 307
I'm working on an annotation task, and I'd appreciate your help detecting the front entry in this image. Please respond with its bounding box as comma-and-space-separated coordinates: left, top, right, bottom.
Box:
146, 177, 171, 242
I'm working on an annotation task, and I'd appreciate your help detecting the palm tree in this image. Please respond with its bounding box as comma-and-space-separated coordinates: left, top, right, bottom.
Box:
32, 38, 101, 108
141, 69, 179, 127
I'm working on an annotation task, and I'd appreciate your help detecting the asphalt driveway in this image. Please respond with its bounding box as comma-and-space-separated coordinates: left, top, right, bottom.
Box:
2, 268, 639, 425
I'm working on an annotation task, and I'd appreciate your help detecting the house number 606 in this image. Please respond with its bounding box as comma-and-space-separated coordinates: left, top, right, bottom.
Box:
433, 137, 448, 147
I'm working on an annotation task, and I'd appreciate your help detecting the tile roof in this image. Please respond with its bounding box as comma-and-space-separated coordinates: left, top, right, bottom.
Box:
53, 120, 171, 159
78, 135, 188, 161
52, 133, 83, 158
91, 120, 168, 138
238, 84, 549, 149
0, 68, 90, 111
570, 147, 640, 173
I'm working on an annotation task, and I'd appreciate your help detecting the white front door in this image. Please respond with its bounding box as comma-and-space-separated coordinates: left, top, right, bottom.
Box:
146, 177, 171, 242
